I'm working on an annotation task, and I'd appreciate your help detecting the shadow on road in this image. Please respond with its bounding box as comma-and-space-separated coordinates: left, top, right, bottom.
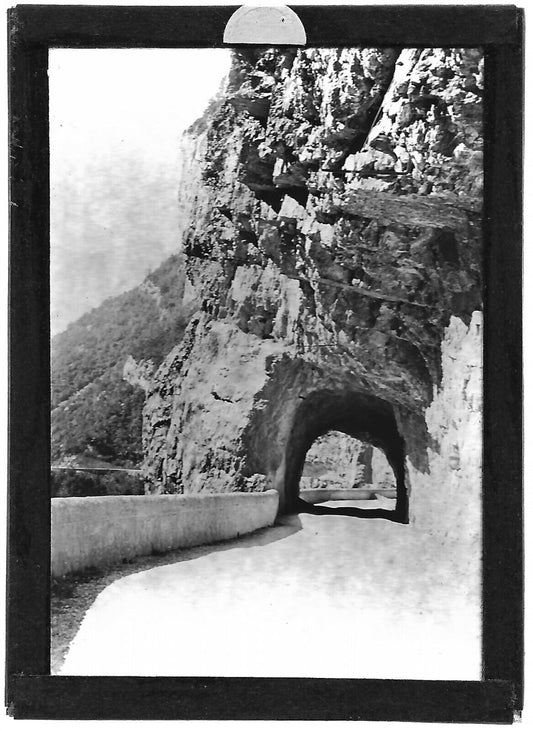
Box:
294, 497, 404, 522
51, 514, 302, 673
230, 514, 303, 548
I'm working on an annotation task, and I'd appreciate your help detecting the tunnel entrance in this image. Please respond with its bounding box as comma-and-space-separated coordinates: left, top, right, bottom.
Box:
283, 389, 408, 523
299, 431, 398, 513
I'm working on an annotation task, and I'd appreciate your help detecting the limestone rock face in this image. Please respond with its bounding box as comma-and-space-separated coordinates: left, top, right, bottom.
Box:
300, 431, 394, 490
142, 47, 483, 522
174, 128, 211, 251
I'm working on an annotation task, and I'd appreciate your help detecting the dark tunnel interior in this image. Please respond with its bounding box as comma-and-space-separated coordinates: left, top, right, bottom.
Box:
284, 389, 408, 523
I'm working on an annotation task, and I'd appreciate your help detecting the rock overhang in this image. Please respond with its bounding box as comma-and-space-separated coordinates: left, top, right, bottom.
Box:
142, 46, 483, 521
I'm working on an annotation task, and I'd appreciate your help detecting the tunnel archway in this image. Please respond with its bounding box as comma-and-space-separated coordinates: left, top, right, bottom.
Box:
283, 389, 408, 523
299, 430, 397, 506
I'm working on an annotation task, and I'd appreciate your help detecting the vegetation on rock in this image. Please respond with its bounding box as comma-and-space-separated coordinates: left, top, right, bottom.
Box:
51, 469, 145, 498
51, 254, 190, 467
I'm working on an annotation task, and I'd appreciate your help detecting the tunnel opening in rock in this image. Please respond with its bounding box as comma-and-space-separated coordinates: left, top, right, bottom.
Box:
284, 389, 408, 523
299, 431, 397, 512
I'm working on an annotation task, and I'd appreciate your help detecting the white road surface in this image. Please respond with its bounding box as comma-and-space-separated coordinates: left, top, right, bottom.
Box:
59, 502, 481, 679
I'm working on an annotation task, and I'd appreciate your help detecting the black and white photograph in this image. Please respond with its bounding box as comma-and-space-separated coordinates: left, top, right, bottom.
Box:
7, 3, 524, 722
50, 38, 484, 678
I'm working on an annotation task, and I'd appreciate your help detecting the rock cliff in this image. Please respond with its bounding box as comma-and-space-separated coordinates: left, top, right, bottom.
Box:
300, 430, 394, 491
142, 47, 483, 525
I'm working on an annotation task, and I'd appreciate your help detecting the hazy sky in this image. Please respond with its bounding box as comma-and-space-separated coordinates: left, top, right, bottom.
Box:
49, 48, 232, 336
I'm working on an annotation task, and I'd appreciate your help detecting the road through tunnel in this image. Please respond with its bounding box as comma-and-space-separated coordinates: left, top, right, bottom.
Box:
283, 389, 408, 523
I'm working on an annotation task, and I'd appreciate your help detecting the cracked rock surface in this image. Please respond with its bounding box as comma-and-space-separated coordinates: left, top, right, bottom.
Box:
142, 48, 483, 536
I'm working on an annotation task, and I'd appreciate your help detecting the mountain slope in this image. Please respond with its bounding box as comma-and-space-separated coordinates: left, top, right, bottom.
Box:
51, 253, 194, 466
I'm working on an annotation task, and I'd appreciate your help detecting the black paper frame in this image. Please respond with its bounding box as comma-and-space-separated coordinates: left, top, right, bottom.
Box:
6, 4, 524, 722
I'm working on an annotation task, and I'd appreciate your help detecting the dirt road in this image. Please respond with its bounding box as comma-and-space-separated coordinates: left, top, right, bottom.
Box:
59, 504, 480, 679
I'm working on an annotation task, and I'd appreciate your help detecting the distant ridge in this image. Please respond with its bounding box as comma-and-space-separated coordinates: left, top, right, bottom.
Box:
51, 253, 193, 468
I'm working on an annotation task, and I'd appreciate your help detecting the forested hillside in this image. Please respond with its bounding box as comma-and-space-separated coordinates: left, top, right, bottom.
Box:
51, 254, 192, 466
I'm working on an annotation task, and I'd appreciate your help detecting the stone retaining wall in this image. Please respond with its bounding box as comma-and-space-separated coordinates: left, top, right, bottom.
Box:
51, 490, 279, 577
299, 488, 396, 504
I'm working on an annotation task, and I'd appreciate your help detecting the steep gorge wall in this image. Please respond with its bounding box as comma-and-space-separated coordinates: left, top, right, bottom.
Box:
142, 48, 483, 525
300, 430, 394, 490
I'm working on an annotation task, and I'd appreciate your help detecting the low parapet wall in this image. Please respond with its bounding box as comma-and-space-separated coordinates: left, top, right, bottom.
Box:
51, 490, 279, 577
299, 488, 396, 504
